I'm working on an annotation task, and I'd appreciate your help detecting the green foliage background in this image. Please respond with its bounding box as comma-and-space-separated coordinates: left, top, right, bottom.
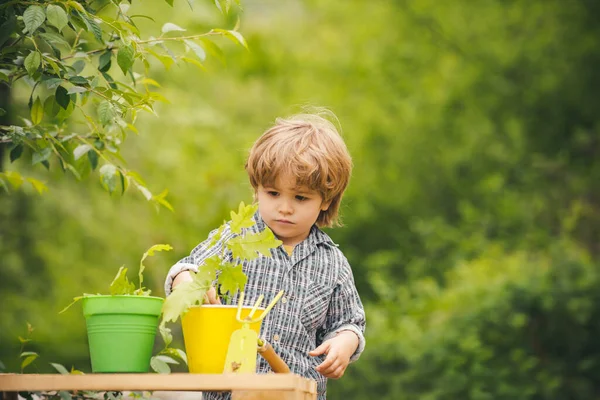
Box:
3, 0, 600, 398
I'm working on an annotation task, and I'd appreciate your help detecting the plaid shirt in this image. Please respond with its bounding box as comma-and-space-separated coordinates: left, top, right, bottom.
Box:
164, 212, 366, 400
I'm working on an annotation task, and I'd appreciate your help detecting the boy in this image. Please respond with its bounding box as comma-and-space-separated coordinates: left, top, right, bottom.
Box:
164, 111, 366, 399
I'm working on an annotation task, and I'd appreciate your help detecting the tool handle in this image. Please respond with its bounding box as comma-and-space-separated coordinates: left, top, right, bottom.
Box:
258, 341, 290, 373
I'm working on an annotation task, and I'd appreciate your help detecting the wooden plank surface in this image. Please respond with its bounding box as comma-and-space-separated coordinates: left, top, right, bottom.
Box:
0, 374, 317, 394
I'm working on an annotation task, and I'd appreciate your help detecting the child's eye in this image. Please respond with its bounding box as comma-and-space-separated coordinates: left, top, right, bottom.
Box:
295, 195, 308, 201
267, 191, 279, 197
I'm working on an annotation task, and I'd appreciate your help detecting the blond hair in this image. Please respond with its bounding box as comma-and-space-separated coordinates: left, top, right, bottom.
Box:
245, 111, 352, 228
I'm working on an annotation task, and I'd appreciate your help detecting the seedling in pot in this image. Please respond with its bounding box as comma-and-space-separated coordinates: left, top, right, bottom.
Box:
60, 244, 186, 373
160, 201, 282, 327
60, 244, 173, 311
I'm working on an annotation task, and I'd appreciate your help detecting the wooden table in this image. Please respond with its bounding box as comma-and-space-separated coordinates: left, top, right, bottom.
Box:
0, 373, 317, 400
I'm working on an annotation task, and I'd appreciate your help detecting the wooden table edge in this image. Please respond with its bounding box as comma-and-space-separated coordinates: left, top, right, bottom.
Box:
0, 373, 317, 394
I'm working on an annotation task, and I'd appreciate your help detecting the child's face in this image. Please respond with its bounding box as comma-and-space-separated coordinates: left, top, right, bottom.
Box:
256, 174, 329, 247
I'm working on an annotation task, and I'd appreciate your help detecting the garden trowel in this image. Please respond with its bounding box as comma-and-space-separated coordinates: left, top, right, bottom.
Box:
223, 290, 284, 373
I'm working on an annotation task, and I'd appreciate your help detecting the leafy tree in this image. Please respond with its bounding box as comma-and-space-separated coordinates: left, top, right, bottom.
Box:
0, 0, 246, 209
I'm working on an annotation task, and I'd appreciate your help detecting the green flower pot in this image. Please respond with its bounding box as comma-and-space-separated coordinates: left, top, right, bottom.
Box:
82, 295, 163, 373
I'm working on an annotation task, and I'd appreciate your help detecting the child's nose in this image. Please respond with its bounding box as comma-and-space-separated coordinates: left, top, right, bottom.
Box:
278, 199, 293, 214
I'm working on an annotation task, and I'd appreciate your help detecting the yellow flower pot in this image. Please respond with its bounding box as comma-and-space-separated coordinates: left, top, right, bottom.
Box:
182, 305, 264, 373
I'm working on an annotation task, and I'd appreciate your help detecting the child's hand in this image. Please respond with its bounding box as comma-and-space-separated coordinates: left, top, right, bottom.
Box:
308, 330, 359, 379
172, 271, 221, 304
204, 286, 221, 304
172, 270, 193, 288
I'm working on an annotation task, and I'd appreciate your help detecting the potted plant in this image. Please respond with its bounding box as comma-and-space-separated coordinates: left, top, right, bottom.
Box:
160, 201, 282, 373
61, 244, 179, 373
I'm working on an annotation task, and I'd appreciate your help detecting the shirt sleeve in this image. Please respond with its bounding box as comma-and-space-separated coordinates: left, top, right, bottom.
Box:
164, 224, 234, 296
319, 255, 366, 362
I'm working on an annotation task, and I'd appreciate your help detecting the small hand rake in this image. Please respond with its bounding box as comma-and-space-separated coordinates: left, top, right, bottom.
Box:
223, 290, 284, 373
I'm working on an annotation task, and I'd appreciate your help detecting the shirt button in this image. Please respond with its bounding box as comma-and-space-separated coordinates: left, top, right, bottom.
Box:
273, 334, 280, 342
281, 297, 288, 304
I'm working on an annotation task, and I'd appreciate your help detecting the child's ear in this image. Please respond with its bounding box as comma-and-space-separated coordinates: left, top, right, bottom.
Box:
321, 200, 331, 211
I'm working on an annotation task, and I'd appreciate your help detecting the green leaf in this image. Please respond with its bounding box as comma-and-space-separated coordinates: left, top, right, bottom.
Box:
27, 178, 48, 194
197, 255, 221, 284
1, 171, 24, 189
63, 163, 81, 180
67, 86, 87, 95
0, 108, 5, 116
230, 201, 258, 234
67, 1, 85, 12
159, 325, 173, 347
23, 6, 46, 35
126, 171, 146, 187
110, 266, 135, 295
135, 183, 152, 200
138, 244, 173, 290
45, 78, 64, 90
227, 228, 282, 261
55, 86, 70, 109
40, 32, 70, 48
214, 0, 235, 14
20, 351, 38, 357
73, 144, 92, 160
10, 145, 23, 163
98, 51, 112, 72
59, 391, 72, 400
214, 0, 223, 13
184, 40, 206, 62
50, 363, 70, 375
146, 48, 175, 70
44, 57, 62, 75
56, 99, 75, 121
161, 277, 210, 325
78, 11, 103, 42
114, 20, 140, 36
44, 95, 61, 117
117, 44, 135, 75
150, 356, 171, 374
161, 22, 186, 33
218, 263, 247, 296
153, 189, 174, 212
0, 16, 17, 48
88, 150, 98, 170
21, 354, 38, 370
181, 56, 205, 71
98, 101, 115, 126
208, 224, 226, 247
155, 355, 179, 365
175, 348, 188, 365
30, 97, 43, 125
46, 5, 69, 32
69, 76, 88, 85
200, 38, 225, 65
160, 348, 188, 365
24, 51, 41, 75
99, 163, 118, 193
72, 59, 86, 74
212, 29, 247, 49
32, 147, 52, 166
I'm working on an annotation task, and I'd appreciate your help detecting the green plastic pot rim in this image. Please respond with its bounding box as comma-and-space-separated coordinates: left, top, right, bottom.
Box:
82, 294, 164, 300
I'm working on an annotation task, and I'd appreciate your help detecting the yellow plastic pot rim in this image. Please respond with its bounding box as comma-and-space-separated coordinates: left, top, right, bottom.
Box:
188, 304, 266, 309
